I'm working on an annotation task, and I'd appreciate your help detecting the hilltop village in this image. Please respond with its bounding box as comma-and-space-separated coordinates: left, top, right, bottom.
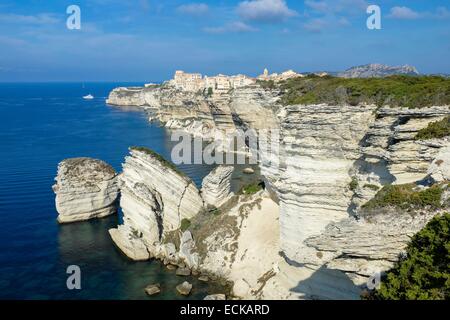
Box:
161, 69, 307, 93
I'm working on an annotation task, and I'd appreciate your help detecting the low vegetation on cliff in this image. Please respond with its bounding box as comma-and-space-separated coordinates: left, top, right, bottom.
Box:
371, 213, 450, 300
415, 116, 450, 140
180, 218, 191, 232
238, 181, 265, 195
279, 75, 450, 108
362, 183, 444, 212
129, 146, 189, 179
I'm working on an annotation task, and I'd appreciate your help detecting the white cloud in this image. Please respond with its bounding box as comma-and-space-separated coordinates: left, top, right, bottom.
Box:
204, 21, 258, 34
176, 3, 209, 16
237, 0, 297, 23
305, 0, 368, 15
303, 18, 328, 32
302, 0, 363, 32
0, 13, 60, 25
388, 6, 421, 20
386, 6, 450, 20
304, 0, 329, 13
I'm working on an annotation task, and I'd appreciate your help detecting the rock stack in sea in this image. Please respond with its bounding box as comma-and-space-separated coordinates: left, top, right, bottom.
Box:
109, 147, 204, 261
201, 165, 234, 207
53, 158, 119, 223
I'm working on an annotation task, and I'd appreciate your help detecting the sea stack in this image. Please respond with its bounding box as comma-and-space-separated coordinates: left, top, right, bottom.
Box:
53, 158, 119, 223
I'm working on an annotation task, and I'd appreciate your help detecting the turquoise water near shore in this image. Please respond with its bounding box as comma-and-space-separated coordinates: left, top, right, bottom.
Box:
0, 83, 223, 299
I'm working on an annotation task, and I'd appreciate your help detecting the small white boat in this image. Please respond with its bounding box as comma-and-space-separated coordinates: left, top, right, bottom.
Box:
83, 94, 94, 100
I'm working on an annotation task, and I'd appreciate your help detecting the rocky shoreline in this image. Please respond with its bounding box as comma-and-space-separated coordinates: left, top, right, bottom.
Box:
54, 77, 450, 300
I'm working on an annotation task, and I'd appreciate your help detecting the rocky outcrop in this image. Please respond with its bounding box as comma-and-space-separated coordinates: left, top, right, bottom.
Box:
201, 166, 234, 207
360, 107, 450, 184
305, 210, 439, 285
427, 144, 450, 183
53, 158, 119, 223
178, 230, 200, 270
144, 283, 161, 296
109, 147, 203, 261
338, 63, 419, 78
176, 281, 192, 296
351, 107, 450, 211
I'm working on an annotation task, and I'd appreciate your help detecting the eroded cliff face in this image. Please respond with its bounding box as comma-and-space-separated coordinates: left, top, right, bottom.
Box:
271, 105, 450, 290
273, 104, 378, 264
109, 148, 203, 261
304, 209, 445, 287
107, 85, 280, 140
360, 107, 449, 184
106, 83, 450, 298
271, 105, 450, 264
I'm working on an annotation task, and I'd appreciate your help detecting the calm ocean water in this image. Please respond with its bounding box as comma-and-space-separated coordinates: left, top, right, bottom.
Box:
0, 83, 221, 299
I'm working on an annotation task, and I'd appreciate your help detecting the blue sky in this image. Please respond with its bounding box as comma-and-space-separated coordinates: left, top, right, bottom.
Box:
0, 0, 449, 81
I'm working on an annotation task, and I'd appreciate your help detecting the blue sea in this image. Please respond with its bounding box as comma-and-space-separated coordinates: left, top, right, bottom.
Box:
0, 83, 222, 300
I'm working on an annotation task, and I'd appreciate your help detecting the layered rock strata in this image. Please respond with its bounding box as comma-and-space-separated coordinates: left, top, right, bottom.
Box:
106, 82, 450, 298
201, 165, 234, 207
351, 107, 450, 211
275, 104, 377, 263
360, 107, 450, 184
53, 158, 119, 223
107, 85, 280, 143
109, 147, 203, 261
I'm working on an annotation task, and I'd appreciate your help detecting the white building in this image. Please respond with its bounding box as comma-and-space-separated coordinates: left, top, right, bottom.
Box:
172, 70, 256, 93
257, 68, 303, 82
230, 74, 255, 88
174, 70, 203, 91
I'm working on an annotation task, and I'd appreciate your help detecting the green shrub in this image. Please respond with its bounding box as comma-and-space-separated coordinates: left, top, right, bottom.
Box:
415, 116, 450, 140
239, 181, 264, 195
364, 184, 380, 191
280, 75, 450, 108
257, 80, 276, 90
206, 206, 221, 216
362, 183, 444, 211
371, 213, 450, 300
180, 218, 191, 232
349, 177, 358, 191
129, 146, 189, 179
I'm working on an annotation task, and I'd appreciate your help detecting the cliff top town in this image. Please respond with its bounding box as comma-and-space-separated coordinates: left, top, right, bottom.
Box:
145, 64, 422, 94
163, 68, 307, 93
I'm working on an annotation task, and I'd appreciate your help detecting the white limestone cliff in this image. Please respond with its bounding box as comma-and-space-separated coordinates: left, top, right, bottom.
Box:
53, 158, 119, 224
201, 165, 234, 207
275, 104, 378, 264
106, 82, 450, 299
107, 85, 280, 149
109, 147, 204, 261
305, 209, 447, 286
